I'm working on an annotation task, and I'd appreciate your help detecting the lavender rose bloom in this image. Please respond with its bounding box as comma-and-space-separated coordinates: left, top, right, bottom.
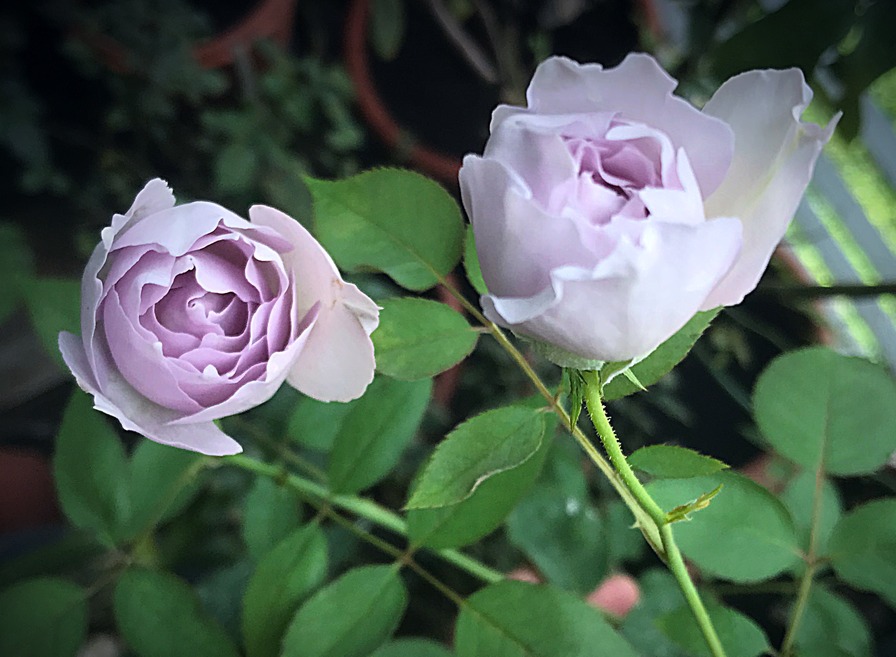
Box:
460, 54, 837, 365
59, 180, 378, 455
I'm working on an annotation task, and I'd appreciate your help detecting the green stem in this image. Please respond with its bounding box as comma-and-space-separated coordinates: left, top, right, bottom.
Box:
660, 524, 728, 657
440, 277, 622, 488
779, 464, 826, 655
473, 314, 662, 551
223, 453, 503, 585
321, 503, 468, 607
582, 371, 666, 527
781, 563, 817, 655
581, 371, 727, 657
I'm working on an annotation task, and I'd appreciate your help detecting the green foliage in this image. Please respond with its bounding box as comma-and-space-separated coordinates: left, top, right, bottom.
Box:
621, 570, 690, 657
628, 445, 728, 479
24, 278, 80, 367
794, 586, 874, 657
56, 393, 208, 548
506, 484, 606, 593
195, 562, 252, 645
464, 224, 487, 295
372, 297, 478, 380
204, 49, 363, 209
0, 578, 87, 657
126, 441, 203, 540
753, 347, 896, 476
370, 638, 453, 657
242, 477, 302, 561
282, 565, 407, 657
370, 0, 406, 60
0, 222, 34, 323
406, 405, 546, 509
328, 376, 432, 493
604, 500, 645, 567
828, 498, 896, 608
709, 0, 854, 80
454, 580, 639, 657
658, 602, 769, 657
602, 310, 719, 401
114, 568, 239, 657
508, 432, 647, 575
286, 394, 353, 452
407, 432, 550, 549
780, 469, 843, 557
54, 390, 131, 546
648, 471, 798, 582
0, 533, 103, 589
242, 525, 328, 657
307, 169, 464, 291
831, 1, 896, 138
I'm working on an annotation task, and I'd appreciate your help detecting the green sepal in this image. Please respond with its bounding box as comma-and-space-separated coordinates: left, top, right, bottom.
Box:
564, 368, 588, 428
666, 484, 723, 524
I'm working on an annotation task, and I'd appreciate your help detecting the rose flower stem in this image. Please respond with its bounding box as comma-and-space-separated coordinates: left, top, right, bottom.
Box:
581, 371, 728, 657
440, 278, 664, 551
485, 319, 665, 552
222, 453, 504, 585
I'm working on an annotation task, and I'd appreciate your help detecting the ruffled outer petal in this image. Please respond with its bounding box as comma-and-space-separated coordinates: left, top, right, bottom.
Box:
59, 332, 242, 455
494, 54, 734, 198
700, 69, 839, 309
82, 179, 176, 387
482, 217, 743, 361
248, 205, 379, 402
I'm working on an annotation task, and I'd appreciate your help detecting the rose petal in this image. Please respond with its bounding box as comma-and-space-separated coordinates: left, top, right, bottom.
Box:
604, 122, 674, 187
59, 331, 241, 456
483, 113, 607, 202
190, 249, 258, 300
701, 68, 839, 308
286, 291, 377, 402
59, 331, 99, 393
103, 178, 176, 247
81, 180, 176, 387
483, 217, 743, 361
175, 304, 319, 423
103, 288, 202, 413
460, 155, 600, 298
248, 205, 380, 398
113, 201, 240, 256
509, 54, 734, 198
247, 205, 341, 315
637, 149, 705, 226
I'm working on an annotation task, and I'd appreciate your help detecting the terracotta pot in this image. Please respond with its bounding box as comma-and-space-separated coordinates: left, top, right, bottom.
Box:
193, 0, 297, 69
344, 0, 659, 187
80, 0, 298, 73
344, 0, 462, 187
0, 449, 60, 533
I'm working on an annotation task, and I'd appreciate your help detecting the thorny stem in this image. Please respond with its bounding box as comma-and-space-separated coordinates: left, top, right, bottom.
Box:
659, 524, 728, 657
581, 371, 727, 657
581, 371, 667, 527
223, 453, 504, 585
439, 278, 664, 552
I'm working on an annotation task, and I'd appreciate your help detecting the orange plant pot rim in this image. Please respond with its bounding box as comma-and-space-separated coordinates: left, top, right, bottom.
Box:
344, 0, 462, 187
78, 0, 298, 73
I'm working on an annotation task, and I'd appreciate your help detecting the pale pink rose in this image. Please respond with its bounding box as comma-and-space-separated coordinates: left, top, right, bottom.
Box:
59, 180, 378, 456
460, 54, 837, 365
